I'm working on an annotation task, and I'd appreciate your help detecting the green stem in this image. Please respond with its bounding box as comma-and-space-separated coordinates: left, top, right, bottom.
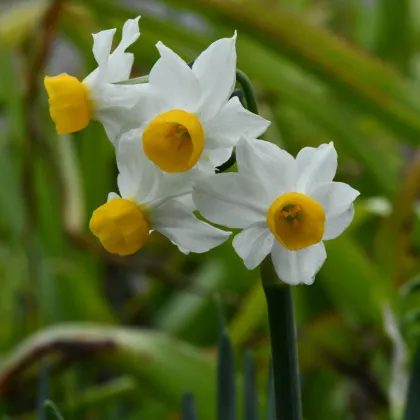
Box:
261, 257, 302, 420
236, 69, 259, 114
44, 400, 65, 420
115, 75, 149, 85
216, 69, 258, 173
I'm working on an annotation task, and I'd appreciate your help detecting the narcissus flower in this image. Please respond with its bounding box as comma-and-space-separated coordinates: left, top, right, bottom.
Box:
193, 139, 359, 285
123, 33, 269, 173
89, 134, 230, 256
44, 16, 146, 142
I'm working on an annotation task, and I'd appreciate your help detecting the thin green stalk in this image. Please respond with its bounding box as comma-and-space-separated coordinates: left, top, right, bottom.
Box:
216, 69, 258, 173
261, 257, 302, 420
115, 75, 149, 85
44, 400, 65, 420
236, 69, 259, 114
404, 340, 420, 419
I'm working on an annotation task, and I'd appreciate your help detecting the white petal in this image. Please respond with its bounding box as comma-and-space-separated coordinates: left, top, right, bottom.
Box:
94, 84, 159, 144
193, 173, 268, 229
323, 205, 355, 240
207, 148, 233, 167
204, 97, 270, 149
152, 199, 231, 253
116, 129, 162, 201
309, 181, 360, 216
232, 222, 273, 269
176, 194, 196, 211
107, 192, 120, 201
236, 138, 295, 200
151, 170, 197, 204
271, 241, 326, 285
196, 158, 217, 175
295, 143, 337, 193
92, 83, 142, 109
193, 33, 237, 121
107, 16, 141, 83
149, 42, 200, 111
85, 28, 116, 86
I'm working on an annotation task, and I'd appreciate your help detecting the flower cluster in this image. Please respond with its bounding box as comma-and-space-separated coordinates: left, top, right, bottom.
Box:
44, 17, 359, 285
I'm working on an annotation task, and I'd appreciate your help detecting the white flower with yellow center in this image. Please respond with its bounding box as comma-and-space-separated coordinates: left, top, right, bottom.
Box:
193, 139, 360, 285
44, 16, 146, 142
89, 134, 230, 256
122, 33, 270, 173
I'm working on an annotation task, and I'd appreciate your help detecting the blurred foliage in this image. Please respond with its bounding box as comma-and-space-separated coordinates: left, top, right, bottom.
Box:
0, 0, 420, 418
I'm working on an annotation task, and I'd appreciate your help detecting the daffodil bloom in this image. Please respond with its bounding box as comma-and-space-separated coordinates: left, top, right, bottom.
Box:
193, 139, 360, 285
89, 134, 231, 256
121, 33, 270, 174
44, 16, 146, 142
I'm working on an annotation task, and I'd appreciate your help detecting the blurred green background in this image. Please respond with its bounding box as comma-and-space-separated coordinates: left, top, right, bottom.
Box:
1, 0, 420, 418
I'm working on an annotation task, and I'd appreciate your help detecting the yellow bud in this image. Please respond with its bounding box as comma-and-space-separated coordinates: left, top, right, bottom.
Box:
90, 198, 150, 256
44, 74, 92, 135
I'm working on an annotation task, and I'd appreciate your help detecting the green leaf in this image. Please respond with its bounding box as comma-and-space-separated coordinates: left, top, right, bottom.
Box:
244, 351, 258, 420
404, 341, 420, 420
182, 392, 198, 420
0, 0, 48, 48
37, 359, 49, 420
0, 325, 217, 420
374, 0, 412, 72
228, 282, 266, 349
43, 400, 65, 420
218, 329, 236, 420
167, 0, 420, 144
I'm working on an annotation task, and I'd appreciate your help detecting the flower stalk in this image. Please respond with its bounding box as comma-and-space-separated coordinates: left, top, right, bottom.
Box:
236, 69, 259, 114
261, 256, 302, 420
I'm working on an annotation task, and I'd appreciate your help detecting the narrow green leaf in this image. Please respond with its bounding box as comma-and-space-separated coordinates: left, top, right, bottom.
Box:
404, 341, 420, 419
244, 351, 258, 420
374, 0, 411, 72
182, 392, 198, 420
37, 359, 49, 420
0, 326, 217, 420
167, 0, 420, 144
0, 0, 48, 48
43, 400, 65, 420
218, 329, 235, 420
229, 282, 266, 349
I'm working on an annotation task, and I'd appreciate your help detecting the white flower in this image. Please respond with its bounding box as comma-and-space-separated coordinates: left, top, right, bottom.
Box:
44, 16, 147, 142
193, 138, 360, 285
89, 133, 230, 256
121, 33, 270, 174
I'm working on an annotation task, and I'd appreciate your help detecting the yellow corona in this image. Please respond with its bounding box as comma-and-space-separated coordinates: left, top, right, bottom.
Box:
267, 192, 325, 250
142, 110, 205, 172
44, 74, 92, 135
89, 198, 150, 256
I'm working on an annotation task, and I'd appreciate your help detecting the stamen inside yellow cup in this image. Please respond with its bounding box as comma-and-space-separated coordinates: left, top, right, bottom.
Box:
142, 110, 205, 172
267, 192, 325, 250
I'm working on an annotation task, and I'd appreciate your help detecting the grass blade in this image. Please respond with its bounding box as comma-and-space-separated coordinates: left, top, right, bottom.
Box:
44, 400, 65, 420
218, 329, 235, 420
37, 359, 49, 420
244, 351, 258, 420
182, 392, 198, 420
168, 0, 420, 144
404, 342, 420, 419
